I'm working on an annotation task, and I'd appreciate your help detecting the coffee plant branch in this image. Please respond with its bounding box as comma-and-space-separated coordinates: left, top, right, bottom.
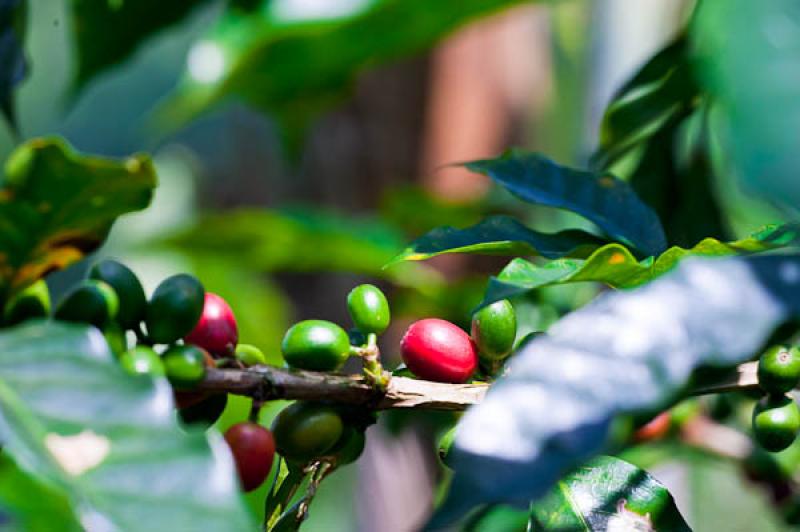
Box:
199, 361, 759, 411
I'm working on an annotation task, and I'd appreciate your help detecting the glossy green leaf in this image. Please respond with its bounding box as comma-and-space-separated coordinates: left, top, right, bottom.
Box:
481, 222, 800, 307
69, 0, 213, 90
464, 150, 667, 257
432, 254, 800, 524
530, 456, 689, 531
0, 321, 254, 531
692, 0, 800, 210
160, 0, 528, 133
0, 0, 26, 130
387, 215, 607, 266
591, 36, 696, 169
162, 207, 437, 288
0, 137, 156, 298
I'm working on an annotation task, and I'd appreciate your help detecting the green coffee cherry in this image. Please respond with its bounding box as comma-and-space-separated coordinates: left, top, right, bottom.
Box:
145, 274, 205, 344
281, 320, 350, 371
4, 279, 50, 326
752, 395, 800, 452
90, 259, 147, 329
347, 284, 390, 335
272, 402, 344, 463
471, 300, 516, 361
163, 344, 207, 389
104, 323, 127, 357
437, 426, 456, 469
758, 345, 800, 394
235, 344, 267, 367
330, 427, 366, 465
120, 346, 165, 377
55, 280, 119, 329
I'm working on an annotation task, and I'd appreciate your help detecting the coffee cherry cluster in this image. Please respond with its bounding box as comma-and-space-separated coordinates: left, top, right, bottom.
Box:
751, 345, 800, 452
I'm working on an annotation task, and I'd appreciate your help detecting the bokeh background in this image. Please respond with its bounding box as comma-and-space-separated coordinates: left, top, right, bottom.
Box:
7, 0, 793, 530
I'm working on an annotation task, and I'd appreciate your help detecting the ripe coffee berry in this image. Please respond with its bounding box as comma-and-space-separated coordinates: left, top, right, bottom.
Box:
758, 345, 800, 395
184, 292, 238, 357
400, 318, 477, 383
224, 422, 276, 492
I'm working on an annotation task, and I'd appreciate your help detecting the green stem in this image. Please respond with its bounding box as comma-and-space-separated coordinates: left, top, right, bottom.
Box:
264, 463, 305, 531
361, 333, 389, 390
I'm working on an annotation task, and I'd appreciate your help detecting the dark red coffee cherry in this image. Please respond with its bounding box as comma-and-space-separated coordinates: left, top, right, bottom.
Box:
224, 422, 276, 492
184, 292, 239, 357
400, 318, 477, 383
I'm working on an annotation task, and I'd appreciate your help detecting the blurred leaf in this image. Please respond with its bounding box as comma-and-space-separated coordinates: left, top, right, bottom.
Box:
0, 321, 253, 530
0, 0, 26, 130
0, 137, 156, 299
625, 107, 728, 248
692, 0, 800, 211
69, 0, 213, 90
463, 505, 529, 532
431, 254, 800, 523
481, 222, 800, 307
464, 150, 667, 257
159, 0, 529, 135
529, 456, 689, 531
0, 454, 81, 532
379, 185, 484, 236
591, 36, 696, 170
387, 215, 607, 267
163, 207, 439, 289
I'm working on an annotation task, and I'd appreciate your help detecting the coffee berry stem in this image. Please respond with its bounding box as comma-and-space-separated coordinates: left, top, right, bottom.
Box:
349, 333, 390, 391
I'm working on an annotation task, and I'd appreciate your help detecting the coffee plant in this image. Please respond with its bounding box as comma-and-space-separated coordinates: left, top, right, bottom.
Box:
0, 0, 799, 531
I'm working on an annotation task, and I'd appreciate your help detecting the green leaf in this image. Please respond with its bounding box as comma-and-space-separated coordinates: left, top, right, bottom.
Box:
0, 321, 254, 531
69, 0, 213, 90
0, 0, 27, 130
481, 222, 800, 307
463, 150, 667, 257
387, 215, 607, 267
0, 137, 156, 297
431, 253, 800, 524
692, 0, 800, 210
162, 207, 437, 289
0, 454, 82, 532
530, 456, 690, 531
159, 0, 529, 134
591, 36, 697, 169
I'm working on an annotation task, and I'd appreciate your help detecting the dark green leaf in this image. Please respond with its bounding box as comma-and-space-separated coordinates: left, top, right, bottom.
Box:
431, 254, 800, 525
464, 150, 667, 257
0, 321, 254, 530
0, 0, 26, 131
387, 215, 606, 267
69, 0, 213, 90
0, 137, 156, 298
591, 36, 697, 169
481, 222, 800, 307
530, 456, 689, 532
159, 0, 529, 133
692, 0, 800, 210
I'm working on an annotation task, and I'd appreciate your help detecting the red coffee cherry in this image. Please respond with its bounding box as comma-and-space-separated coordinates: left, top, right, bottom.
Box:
185, 292, 238, 357
400, 318, 477, 383
224, 422, 276, 492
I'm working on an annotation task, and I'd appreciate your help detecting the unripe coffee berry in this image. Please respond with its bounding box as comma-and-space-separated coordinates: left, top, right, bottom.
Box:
272, 402, 344, 463
752, 395, 800, 452
281, 320, 350, 371
471, 299, 516, 361
347, 284, 390, 335
145, 274, 205, 344
162, 344, 208, 390
400, 318, 477, 383
235, 344, 267, 367
4, 279, 50, 326
184, 292, 239, 357
120, 346, 165, 377
89, 259, 147, 329
55, 279, 119, 329
758, 345, 800, 395
224, 422, 276, 492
